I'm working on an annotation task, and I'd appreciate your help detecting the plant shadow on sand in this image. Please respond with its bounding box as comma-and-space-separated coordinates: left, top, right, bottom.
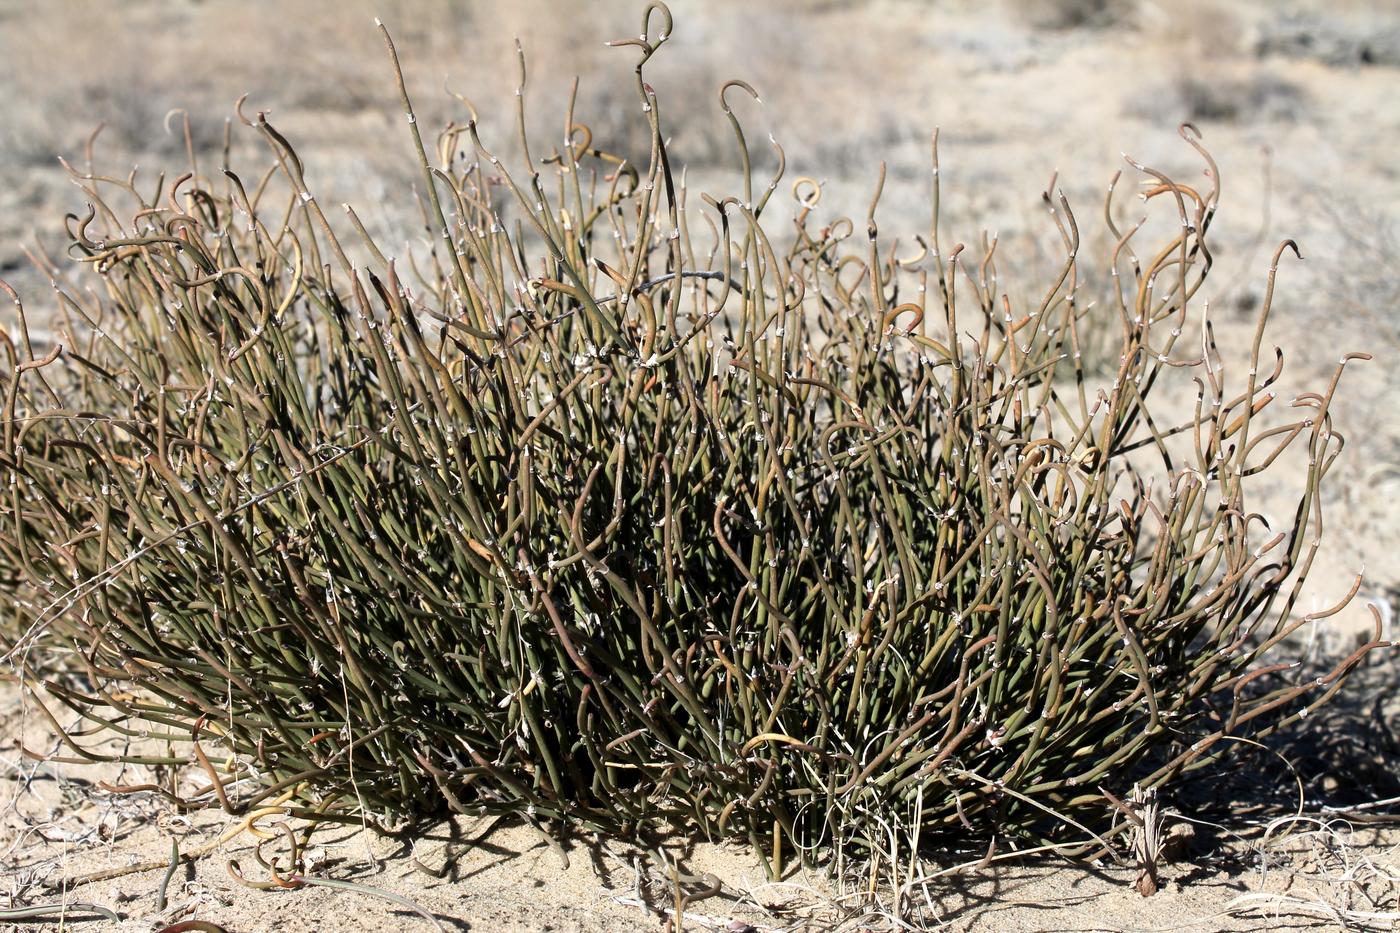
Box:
5, 652, 1399, 932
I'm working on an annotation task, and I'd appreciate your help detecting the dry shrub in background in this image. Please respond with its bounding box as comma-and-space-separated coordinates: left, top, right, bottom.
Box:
0, 1, 1385, 876
1021, 0, 1129, 31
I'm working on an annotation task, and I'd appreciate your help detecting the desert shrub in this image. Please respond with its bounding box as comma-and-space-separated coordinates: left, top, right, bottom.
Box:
1254, 11, 1400, 68
0, 2, 1381, 871
1018, 0, 1128, 31
1134, 69, 1306, 126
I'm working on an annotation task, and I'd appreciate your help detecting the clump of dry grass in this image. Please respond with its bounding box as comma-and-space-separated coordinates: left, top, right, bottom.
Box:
0, 0, 1384, 883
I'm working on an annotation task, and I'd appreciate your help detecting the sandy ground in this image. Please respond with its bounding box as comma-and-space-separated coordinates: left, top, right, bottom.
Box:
5, 679, 1400, 933
3, 0, 1400, 930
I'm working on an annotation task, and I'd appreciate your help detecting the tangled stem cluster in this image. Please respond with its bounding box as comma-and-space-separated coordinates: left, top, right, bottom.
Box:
0, 2, 1382, 875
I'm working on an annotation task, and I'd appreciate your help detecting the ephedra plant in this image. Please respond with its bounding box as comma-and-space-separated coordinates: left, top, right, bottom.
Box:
0, 2, 1384, 875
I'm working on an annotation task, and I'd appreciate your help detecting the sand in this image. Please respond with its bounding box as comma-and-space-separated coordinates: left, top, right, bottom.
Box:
5, 676, 1399, 932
